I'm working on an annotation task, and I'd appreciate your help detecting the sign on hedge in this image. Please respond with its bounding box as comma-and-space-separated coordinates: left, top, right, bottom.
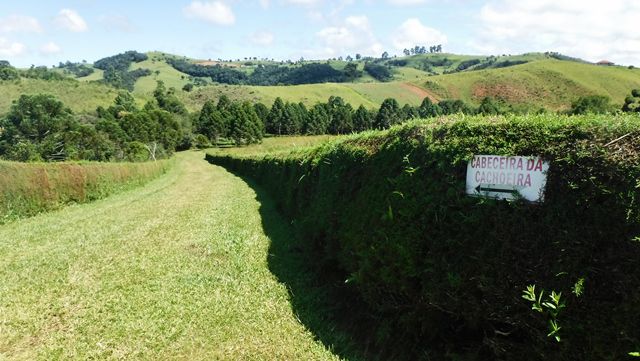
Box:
466, 155, 549, 202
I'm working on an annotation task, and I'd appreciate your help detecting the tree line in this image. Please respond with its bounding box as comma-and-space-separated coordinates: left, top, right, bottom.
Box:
2, 76, 636, 163
0, 81, 184, 162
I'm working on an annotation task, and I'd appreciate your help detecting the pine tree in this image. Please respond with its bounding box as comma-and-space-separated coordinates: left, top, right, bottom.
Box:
418, 97, 441, 118
198, 100, 227, 144
267, 97, 285, 135
304, 104, 329, 135
353, 105, 373, 132
375, 98, 401, 129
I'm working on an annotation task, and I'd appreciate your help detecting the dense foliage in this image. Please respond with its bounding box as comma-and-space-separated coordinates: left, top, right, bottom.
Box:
167, 58, 356, 85
363, 62, 393, 82
0, 83, 185, 162
57, 61, 95, 77
194, 95, 263, 146
0, 61, 20, 80
206, 114, 640, 360
93, 50, 148, 71
94, 50, 151, 90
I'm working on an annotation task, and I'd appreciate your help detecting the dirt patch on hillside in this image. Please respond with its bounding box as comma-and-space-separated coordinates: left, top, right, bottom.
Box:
472, 82, 539, 103
400, 82, 438, 101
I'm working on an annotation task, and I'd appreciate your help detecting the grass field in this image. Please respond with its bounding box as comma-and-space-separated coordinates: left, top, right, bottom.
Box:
414, 59, 640, 110
0, 78, 119, 115
210, 135, 338, 157
0, 150, 352, 360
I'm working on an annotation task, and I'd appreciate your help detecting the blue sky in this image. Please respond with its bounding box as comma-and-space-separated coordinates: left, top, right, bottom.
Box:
1, 0, 638, 67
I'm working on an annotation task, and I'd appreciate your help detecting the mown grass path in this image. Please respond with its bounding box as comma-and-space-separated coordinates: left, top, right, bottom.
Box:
0, 151, 341, 360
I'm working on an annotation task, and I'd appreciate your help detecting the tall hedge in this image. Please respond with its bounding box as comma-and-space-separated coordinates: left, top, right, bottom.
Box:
206, 114, 640, 360
0, 159, 172, 223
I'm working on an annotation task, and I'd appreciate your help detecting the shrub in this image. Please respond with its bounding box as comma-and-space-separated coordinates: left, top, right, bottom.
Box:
206, 114, 640, 360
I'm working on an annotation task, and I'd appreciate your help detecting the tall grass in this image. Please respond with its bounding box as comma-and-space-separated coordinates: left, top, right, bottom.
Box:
0, 158, 172, 223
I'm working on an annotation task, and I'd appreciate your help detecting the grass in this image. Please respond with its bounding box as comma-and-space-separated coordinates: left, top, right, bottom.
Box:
414, 59, 640, 110
0, 78, 119, 115
209, 135, 339, 158
0, 159, 171, 224
0, 151, 348, 360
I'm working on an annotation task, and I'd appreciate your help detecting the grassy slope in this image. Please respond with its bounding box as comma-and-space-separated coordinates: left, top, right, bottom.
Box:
5, 51, 640, 114
0, 151, 346, 360
416, 59, 640, 110
0, 78, 119, 115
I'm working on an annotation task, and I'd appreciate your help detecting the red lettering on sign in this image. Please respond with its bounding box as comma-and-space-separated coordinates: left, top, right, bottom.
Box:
517, 173, 524, 186
526, 159, 534, 171
534, 159, 543, 172
509, 158, 516, 170
517, 158, 523, 170
524, 174, 531, 187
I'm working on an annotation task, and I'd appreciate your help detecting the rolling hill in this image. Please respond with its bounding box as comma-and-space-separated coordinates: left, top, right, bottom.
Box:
2, 51, 640, 115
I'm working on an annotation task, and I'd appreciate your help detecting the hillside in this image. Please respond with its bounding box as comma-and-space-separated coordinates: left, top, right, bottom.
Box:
2, 51, 640, 115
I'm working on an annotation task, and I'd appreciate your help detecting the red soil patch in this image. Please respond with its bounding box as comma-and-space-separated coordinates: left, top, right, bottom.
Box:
472, 82, 534, 103
399, 83, 438, 101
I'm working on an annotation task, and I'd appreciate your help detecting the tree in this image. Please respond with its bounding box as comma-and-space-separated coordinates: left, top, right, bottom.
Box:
304, 104, 329, 135
153, 81, 187, 115
253, 102, 269, 125
353, 105, 374, 132
438, 99, 472, 115
0, 61, 19, 80
267, 97, 286, 135
622, 89, 640, 112
381, 51, 389, 59
569, 95, 612, 115
343, 62, 361, 80
374, 98, 401, 129
403, 49, 410, 56
327, 96, 353, 134
355, 53, 361, 60
402, 104, 419, 120
477, 97, 501, 115
418, 97, 441, 118
197, 100, 227, 144
182, 83, 194, 92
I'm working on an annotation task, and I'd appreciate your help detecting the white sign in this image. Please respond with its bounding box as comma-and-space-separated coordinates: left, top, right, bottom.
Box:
466, 155, 549, 202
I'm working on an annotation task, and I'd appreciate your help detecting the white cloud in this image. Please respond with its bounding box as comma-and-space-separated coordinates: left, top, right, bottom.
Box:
391, 18, 447, 51
312, 15, 383, 58
99, 14, 135, 32
40, 41, 61, 55
249, 31, 274, 46
476, 0, 640, 65
258, 0, 270, 9
183, 1, 235, 26
0, 15, 42, 33
54, 9, 88, 32
0, 37, 27, 57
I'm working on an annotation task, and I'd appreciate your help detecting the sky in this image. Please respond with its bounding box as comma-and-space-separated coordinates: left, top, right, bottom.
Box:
1, 0, 638, 67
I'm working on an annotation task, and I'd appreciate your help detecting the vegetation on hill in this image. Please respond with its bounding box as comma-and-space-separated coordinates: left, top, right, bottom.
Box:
167, 58, 354, 86
206, 114, 640, 360
94, 50, 152, 90
0, 83, 185, 162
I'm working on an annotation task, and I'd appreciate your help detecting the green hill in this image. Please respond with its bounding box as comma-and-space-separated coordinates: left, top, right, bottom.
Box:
2, 51, 640, 115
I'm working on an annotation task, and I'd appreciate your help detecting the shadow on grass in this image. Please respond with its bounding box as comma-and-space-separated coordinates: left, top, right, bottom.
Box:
237, 174, 384, 361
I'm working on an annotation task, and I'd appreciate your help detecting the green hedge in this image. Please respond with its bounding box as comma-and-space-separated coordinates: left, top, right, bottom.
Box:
206, 114, 640, 360
0, 159, 172, 223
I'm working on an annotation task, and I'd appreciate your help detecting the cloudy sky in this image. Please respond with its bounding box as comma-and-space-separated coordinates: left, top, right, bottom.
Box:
1, 0, 638, 67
